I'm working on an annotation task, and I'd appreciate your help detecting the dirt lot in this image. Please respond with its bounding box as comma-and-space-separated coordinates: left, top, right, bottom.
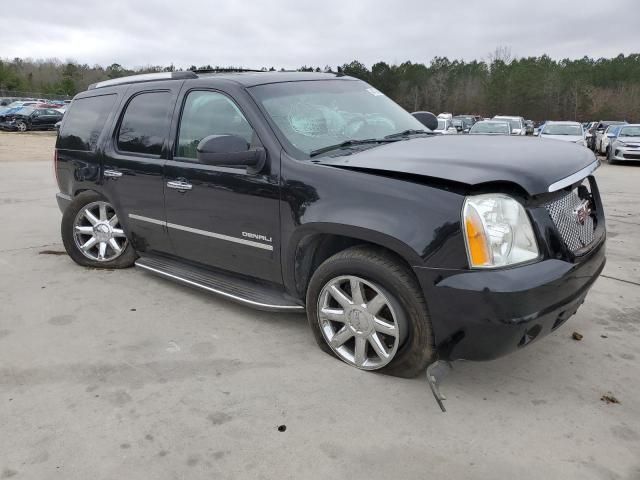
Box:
1, 131, 639, 480
0, 131, 56, 162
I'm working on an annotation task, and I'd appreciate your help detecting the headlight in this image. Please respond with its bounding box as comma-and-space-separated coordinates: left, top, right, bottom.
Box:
462, 194, 539, 268
617, 141, 626, 147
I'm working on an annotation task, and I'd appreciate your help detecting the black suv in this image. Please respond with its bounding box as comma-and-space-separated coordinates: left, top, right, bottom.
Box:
55, 71, 605, 377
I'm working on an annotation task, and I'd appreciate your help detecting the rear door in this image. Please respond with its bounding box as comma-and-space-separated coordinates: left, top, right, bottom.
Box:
102, 83, 180, 256
163, 87, 281, 283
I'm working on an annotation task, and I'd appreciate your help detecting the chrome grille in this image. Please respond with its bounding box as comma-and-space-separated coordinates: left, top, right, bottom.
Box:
545, 187, 595, 252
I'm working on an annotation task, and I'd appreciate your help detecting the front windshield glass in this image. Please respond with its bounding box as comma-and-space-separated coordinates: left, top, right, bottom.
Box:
250, 80, 427, 157
619, 126, 640, 137
470, 122, 510, 134
542, 124, 582, 136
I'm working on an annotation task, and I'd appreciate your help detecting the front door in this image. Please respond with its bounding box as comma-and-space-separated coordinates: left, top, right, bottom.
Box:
163, 89, 281, 283
102, 85, 179, 256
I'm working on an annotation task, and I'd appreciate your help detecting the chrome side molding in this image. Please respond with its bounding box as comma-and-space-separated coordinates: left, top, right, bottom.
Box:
548, 160, 600, 192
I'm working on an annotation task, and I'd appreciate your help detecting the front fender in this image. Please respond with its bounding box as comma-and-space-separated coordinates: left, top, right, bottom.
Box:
279, 156, 468, 296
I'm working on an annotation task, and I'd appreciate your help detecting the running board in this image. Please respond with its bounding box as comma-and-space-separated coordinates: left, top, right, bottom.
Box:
135, 256, 305, 312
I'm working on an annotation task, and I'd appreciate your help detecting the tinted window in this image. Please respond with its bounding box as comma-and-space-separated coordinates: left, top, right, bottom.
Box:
176, 91, 254, 159
118, 91, 171, 156
58, 94, 116, 151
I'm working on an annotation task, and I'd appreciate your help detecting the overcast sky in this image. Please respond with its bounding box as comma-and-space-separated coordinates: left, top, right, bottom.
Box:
3, 0, 638, 69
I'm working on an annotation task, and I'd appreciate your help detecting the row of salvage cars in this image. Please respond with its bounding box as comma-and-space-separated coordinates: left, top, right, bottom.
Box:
0, 99, 67, 132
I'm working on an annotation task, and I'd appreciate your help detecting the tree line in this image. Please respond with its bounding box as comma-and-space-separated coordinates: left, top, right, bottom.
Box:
1, 51, 638, 121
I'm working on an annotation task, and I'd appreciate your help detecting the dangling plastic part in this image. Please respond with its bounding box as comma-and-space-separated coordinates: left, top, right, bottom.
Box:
426, 360, 453, 412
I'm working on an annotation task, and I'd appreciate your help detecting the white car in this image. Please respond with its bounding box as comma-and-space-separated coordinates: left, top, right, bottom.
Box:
598, 124, 625, 155
468, 120, 511, 135
538, 121, 586, 146
433, 118, 457, 135
492, 115, 526, 135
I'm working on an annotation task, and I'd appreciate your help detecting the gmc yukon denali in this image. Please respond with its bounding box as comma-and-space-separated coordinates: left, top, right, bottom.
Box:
55, 71, 605, 378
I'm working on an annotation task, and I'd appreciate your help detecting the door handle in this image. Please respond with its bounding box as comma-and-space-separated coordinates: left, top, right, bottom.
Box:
167, 180, 193, 191
104, 169, 123, 178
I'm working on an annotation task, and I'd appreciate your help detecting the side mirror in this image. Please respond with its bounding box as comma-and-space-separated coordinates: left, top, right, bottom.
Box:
196, 134, 265, 172
463, 128, 470, 133
411, 111, 438, 131
606, 133, 616, 138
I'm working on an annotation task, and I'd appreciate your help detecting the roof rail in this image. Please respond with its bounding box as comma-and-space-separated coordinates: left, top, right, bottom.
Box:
88, 71, 198, 90
192, 68, 265, 74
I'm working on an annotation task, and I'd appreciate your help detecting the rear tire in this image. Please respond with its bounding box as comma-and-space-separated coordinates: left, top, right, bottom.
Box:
306, 246, 435, 378
61, 191, 136, 269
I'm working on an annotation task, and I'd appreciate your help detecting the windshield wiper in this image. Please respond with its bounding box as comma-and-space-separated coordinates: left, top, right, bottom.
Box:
309, 138, 398, 158
384, 129, 430, 139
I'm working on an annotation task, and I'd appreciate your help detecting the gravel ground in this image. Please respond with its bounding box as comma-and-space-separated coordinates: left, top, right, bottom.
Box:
1, 132, 639, 480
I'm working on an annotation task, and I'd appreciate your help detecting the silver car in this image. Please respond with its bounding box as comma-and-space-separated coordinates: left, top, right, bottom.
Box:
539, 121, 586, 146
608, 124, 640, 163
468, 120, 511, 135
492, 115, 526, 135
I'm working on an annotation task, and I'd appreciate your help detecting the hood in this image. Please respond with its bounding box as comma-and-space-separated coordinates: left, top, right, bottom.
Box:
618, 136, 640, 144
317, 135, 597, 196
540, 134, 583, 143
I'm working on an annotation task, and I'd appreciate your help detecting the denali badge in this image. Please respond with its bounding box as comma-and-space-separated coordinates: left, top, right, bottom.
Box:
242, 232, 272, 243
573, 201, 592, 225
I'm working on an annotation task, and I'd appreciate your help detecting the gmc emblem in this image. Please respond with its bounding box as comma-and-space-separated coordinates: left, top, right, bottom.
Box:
573, 201, 592, 225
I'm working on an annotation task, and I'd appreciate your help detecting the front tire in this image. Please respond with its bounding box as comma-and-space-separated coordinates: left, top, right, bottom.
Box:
306, 246, 435, 378
61, 191, 136, 269
16, 121, 27, 132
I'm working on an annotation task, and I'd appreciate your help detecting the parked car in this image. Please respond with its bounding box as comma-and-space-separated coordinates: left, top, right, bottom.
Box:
539, 121, 586, 146
433, 117, 458, 134
452, 115, 476, 133
593, 121, 627, 152
607, 124, 640, 163
524, 120, 535, 135
0, 107, 63, 132
598, 124, 624, 156
584, 121, 597, 148
492, 115, 526, 135
468, 120, 511, 135
55, 71, 605, 379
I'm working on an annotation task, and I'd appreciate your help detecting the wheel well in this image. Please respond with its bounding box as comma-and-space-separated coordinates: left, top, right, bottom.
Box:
293, 233, 417, 299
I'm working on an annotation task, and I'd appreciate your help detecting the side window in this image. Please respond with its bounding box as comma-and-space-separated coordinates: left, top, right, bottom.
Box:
57, 94, 116, 151
117, 91, 171, 156
176, 90, 255, 159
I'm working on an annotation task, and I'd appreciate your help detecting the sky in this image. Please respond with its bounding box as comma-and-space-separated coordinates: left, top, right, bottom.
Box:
3, 0, 638, 69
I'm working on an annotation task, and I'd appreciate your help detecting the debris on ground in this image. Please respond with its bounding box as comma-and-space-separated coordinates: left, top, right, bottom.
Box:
601, 393, 620, 404
601, 335, 608, 338
572, 332, 583, 341
38, 250, 66, 255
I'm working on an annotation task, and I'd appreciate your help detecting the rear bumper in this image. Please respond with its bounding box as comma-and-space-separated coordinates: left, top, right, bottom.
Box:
415, 237, 606, 361
56, 192, 72, 213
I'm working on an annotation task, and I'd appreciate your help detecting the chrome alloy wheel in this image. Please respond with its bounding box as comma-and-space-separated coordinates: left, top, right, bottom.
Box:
72, 201, 128, 262
317, 275, 405, 370
17, 122, 27, 132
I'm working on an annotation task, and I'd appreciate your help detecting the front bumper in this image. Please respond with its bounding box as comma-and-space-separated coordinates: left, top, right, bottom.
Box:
56, 192, 72, 213
414, 237, 606, 361
0, 122, 19, 131
612, 145, 640, 161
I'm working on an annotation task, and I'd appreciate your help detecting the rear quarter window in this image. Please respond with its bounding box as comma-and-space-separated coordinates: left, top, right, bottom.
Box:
57, 94, 116, 151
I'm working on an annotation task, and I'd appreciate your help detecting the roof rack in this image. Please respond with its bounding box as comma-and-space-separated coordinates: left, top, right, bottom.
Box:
192, 68, 266, 74
87, 71, 198, 90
